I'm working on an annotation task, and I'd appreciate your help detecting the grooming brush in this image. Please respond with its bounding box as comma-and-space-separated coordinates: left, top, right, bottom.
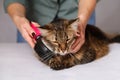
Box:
31, 22, 55, 62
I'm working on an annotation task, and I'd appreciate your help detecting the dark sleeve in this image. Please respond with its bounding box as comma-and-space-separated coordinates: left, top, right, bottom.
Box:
4, 0, 28, 13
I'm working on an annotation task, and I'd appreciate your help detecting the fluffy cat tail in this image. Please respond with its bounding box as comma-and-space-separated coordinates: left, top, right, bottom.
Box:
109, 35, 120, 43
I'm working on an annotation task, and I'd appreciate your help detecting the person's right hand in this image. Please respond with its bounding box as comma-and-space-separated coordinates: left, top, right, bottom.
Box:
13, 16, 40, 48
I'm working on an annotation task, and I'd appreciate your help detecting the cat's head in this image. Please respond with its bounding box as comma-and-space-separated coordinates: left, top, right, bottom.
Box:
38, 19, 79, 55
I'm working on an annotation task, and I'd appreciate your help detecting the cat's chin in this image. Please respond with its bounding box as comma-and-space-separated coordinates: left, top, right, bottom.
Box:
56, 51, 70, 56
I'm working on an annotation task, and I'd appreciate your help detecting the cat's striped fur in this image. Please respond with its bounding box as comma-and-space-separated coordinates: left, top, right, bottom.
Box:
35, 19, 120, 70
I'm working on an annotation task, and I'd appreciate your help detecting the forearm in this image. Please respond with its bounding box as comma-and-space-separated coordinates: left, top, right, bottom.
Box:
7, 3, 26, 21
5, 2, 38, 48
78, 0, 96, 27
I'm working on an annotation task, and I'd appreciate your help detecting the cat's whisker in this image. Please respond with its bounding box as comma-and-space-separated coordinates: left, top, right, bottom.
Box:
41, 52, 55, 62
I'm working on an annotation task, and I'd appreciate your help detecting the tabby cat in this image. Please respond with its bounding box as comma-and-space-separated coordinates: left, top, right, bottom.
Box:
34, 18, 120, 70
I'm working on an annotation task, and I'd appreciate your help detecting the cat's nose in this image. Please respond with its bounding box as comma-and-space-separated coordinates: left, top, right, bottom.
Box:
61, 49, 65, 53
60, 44, 66, 53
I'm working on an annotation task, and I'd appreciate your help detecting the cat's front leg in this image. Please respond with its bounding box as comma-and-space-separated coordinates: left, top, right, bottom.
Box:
48, 54, 64, 70
48, 54, 76, 70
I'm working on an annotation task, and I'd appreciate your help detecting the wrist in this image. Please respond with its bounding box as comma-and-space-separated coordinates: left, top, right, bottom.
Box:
78, 15, 88, 28
12, 15, 25, 21
12, 15, 29, 30
12, 15, 26, 26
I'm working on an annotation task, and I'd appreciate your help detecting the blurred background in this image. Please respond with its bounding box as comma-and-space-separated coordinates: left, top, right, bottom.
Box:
0, 0, 120, 43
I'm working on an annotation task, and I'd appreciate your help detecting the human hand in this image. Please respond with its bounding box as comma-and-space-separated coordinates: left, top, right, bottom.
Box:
70, 20, 86, 53
13, 16, 40, 48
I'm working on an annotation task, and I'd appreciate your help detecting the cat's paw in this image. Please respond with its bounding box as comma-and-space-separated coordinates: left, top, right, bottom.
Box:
49, 57, 63, 70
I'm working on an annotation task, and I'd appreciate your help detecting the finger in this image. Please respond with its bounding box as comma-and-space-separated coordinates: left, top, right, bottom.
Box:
26, 37, 35, 48
24, 22, 35, 37
22, 28, 35, 48
70, 33, 85, 53
27, 38, 35, 48
72, 23, 82, 48
31, 21, 40, 27
70, 43, 82, 53
71, 37, 81, 49
22, 22, 36, 48
70, 38, 84, 53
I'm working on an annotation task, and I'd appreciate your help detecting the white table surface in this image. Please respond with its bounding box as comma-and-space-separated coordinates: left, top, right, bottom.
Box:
0, 43, 120, 80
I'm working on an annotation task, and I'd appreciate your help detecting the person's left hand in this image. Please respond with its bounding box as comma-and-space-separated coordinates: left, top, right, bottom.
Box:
70, 22, 86, 53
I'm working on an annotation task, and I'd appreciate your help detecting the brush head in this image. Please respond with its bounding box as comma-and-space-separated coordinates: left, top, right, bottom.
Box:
31, 22, 55, 62
34, 37, 55, 62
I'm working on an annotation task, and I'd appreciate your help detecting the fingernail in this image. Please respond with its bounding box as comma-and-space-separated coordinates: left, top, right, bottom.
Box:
32, 32, 37, 39
77, 32, 80, 34
32, 32, 35, 37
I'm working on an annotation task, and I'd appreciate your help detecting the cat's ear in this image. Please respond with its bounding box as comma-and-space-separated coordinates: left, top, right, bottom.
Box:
40, 24, 54, 30
69, 18, 78, 24
69, 18, 79, 31
38, 24, 53, 36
